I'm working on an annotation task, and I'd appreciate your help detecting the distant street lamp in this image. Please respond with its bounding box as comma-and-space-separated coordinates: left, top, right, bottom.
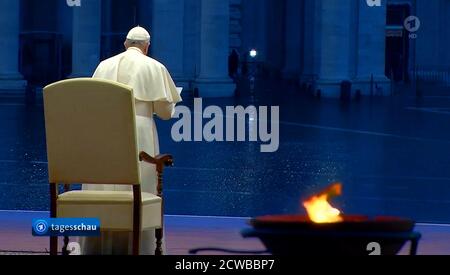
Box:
248, 49, 258, 94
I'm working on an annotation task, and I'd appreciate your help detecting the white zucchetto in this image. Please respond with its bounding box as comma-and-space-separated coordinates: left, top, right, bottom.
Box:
126, 26, 151, 42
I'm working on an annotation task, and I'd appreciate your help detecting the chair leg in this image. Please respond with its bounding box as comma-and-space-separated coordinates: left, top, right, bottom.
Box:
49, 183, 58, 256
133, 230, 141, 256
155, 228, 163, 256
410, 239, 419, 256
62, 236, 70, 256
132, 185, 142, 255
50, 237, 58, 256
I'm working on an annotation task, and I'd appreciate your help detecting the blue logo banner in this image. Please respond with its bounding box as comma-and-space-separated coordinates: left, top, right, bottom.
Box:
32, 218, 101, 237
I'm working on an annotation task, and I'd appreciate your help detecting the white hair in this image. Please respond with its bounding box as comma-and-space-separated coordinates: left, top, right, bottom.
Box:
125, 39, 150, 47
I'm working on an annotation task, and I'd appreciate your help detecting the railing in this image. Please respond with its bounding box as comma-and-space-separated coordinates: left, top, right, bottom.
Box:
412, 68, 450, 86
412, 68, 450, 96
300, 74, 319, 96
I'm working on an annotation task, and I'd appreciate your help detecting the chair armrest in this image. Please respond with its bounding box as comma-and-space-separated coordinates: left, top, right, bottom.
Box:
139, 152, 174, 172
139, 152, 174, 199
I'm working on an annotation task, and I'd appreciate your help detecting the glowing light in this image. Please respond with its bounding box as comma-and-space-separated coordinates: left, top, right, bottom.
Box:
249, 49, 258, 58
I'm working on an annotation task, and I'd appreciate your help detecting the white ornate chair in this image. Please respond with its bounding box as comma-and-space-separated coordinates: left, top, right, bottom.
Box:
43, 78, 173, 255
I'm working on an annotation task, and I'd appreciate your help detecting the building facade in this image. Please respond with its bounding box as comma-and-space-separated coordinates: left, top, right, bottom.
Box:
0, 0, 448, 98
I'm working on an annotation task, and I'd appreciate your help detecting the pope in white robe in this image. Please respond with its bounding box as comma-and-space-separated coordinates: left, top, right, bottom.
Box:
80, 26, 182, 255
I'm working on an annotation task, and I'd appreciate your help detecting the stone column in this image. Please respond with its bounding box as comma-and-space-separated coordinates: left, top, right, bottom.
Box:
300, 0, 319, 85
101, 0, 112, 60
354, 0, 391, 96
195, 0, 235, 97
283, 0, 304, 79
137, 0, 153, 31
241, 0, 269, 63
0, 0, 27, 92
152, 0, 186, 85
315, 0, 354, 98
70, 0, 102, 77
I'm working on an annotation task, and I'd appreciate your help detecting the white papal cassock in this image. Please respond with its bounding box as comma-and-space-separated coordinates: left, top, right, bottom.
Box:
80, 46, 182, 255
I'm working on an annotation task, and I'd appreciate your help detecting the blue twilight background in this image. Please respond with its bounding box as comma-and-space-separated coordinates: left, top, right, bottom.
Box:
1, 0, 450, 223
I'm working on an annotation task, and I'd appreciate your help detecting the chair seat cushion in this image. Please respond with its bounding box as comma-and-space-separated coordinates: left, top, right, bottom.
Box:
57, 190, 162, 231
58, 190, 161, 205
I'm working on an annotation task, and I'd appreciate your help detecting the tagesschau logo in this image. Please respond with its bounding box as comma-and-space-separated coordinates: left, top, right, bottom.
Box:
32, 218, 100, 237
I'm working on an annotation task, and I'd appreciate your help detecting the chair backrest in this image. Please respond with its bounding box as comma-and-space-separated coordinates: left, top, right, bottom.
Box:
43, 78, 140, 185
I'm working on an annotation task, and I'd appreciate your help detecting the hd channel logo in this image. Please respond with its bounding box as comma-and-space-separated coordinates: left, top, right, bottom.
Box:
32, 218, 100, 237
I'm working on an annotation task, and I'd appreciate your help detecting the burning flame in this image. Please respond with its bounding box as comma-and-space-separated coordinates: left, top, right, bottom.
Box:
303, 183, 344, 224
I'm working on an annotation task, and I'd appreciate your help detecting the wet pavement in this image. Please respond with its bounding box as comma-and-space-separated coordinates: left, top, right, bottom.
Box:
3, 211, 450, 255
1, 81, 450, 223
